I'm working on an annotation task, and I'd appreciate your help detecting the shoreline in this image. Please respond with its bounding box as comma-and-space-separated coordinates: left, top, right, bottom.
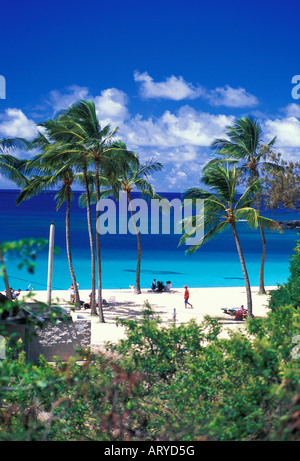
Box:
13, 286, 276, 349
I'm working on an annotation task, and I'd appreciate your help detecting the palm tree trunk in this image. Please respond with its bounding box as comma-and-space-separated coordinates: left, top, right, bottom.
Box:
256, 199, 267, 294
258, 224, 267, 294
0, 243, 12, 300
65, 186, 80, 306
252, 171, 267, 295
95, 159, 105, 323
231, 221, 253, 317
83, 167, 96, 314
127, 190, 141, 294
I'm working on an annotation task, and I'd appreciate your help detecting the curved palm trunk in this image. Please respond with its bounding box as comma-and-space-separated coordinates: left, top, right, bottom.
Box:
231, 221, 253, 317
256, 200, 267, 294
65, 186, 80, 306
258, 224, 267, 294
83, 167, 96, 314
95, 159, 105, 323
0, 243, 12, 300
127, 190, 141, 294
252, 171, 267, 294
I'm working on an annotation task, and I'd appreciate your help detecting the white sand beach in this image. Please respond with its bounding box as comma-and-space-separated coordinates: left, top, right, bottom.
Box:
16, 286, 276, 350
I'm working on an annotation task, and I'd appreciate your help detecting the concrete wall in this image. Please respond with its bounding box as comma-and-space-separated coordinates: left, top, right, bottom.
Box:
3, 318, 91, 362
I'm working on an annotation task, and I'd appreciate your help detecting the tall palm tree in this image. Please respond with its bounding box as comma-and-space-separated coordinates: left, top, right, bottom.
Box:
33, 118, 98, 314
110, 143, 163, 294
0, 137, 28, 299
179, 160, 281, 317
211, 116, 280, 294
52, 101, 136, 321
59, 101, 119, 321
16, 143, 81, 306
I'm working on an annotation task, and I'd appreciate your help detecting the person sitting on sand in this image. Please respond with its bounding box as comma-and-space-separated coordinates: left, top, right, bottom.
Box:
165, 281, 172, 292
6, 288, 16, 299
156, 281, 165, 292
151, 279, 157, 291
234, 305, 247, 321
184, 285, 193, 308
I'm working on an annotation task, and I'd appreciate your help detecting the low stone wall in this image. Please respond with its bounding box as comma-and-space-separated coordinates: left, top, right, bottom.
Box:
3, 318, 91, 362
29, 318, 91, 362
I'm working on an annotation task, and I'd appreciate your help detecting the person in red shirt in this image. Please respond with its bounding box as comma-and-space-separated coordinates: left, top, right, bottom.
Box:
184, 285, 193, 308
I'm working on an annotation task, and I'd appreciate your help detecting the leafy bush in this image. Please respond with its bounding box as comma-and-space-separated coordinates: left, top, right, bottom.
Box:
0, 239, 300, 440
269, 235, 300, 310
0, 301, 300, 441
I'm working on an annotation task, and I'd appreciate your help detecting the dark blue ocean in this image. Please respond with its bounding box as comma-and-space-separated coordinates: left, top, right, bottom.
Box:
0, 190, 299, 291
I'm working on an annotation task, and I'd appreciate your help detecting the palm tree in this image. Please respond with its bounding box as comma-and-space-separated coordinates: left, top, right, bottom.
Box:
32, 118, 98, 314
59, 101, 119, 321
16, 143, 81, 306
0, 137, 28, 299
110, 143, 163, 294
179, 160, 281, 317
211, 116, 280, 294
53, 101, 136, 321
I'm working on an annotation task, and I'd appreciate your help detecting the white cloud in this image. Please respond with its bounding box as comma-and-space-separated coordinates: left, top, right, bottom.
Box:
118, 106, 234, 189
282, 103, 300, 118
0, 108, 38, 138
134, 71, 259, 108
48, 85, 90, 113
121, 106, 235, 150
4, 78, 300, 191
47, 85, 129, 128
263, 116, 300, 148
134, 71, 203, 101
165, 168, 188, 190
94, 88, 129, 126
205, 85, 259, 108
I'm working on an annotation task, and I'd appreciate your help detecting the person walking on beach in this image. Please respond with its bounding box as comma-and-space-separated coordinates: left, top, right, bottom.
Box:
184, 285, 193, 308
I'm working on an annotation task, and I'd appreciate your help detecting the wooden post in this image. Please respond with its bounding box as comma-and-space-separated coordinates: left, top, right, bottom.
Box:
47, 222, 55, 305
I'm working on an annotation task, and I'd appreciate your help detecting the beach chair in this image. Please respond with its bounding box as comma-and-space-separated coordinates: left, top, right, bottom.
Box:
108, 296, 116, 305
221, 307, 239, 316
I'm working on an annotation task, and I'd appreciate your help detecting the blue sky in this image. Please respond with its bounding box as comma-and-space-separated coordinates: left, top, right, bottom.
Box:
1, 0, 300, 191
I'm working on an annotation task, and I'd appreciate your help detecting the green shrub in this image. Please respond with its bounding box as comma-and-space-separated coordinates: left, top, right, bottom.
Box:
0, 302, 300, 441
1, 239, 300, 440
269, 236, 300, 310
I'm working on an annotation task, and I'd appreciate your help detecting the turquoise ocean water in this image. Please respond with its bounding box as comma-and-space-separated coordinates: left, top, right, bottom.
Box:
0, 190, 299, 291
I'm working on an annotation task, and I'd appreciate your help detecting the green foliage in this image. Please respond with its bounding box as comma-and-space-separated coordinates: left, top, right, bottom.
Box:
0, 299, 300, 441
111, 303, 221, 385
0, 239, 300, 441
269, 236, 300, 310
1, 238, 49, 274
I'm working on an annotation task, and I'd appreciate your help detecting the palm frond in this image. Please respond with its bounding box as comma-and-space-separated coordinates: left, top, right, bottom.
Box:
180, 221, 229, 254
0, 154, 28, 186
78, 191, 97, 207
235, 207, 260, 228
234, 179, 262, 210
55, 184, 73, 210
0, 137, 29, 152
258, 215, 283, 232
